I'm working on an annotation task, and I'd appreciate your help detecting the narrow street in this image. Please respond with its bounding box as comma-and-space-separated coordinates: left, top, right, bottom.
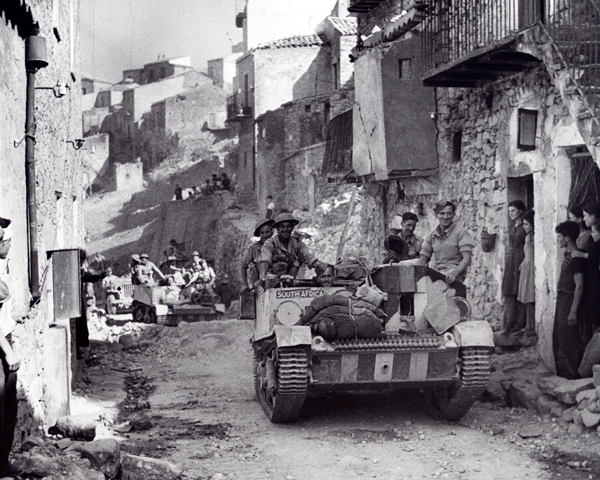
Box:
76, 319, 600, 480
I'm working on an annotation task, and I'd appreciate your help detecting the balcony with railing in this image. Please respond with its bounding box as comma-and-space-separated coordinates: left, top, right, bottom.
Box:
421, 0, 544, 87
348, 0, 386, 13
226, 93, 252, 122
544, 0, 600, 117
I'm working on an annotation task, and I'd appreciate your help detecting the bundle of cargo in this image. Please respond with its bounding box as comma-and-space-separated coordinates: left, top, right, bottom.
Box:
298, 277, 389, 341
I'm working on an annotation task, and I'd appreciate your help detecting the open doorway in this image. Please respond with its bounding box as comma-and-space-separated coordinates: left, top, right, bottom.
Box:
502, 174, 534, 336
508, 175, 533, 210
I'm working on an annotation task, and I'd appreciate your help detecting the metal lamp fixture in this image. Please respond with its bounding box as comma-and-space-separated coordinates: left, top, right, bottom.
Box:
36, 81, 71, 98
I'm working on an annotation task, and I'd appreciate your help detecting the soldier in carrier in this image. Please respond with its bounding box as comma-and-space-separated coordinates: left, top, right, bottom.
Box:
258, 213, 327, 284
185, 257, 217, 296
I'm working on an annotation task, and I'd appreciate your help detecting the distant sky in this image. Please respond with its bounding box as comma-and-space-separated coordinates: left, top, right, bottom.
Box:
80, 0, 244, 83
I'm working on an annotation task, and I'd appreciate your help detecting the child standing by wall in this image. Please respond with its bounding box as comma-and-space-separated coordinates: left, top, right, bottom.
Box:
517, 210, 535, 337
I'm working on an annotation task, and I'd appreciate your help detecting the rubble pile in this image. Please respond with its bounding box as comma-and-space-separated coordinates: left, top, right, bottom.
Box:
486, 348, 600, 436
11, 435, 182, 480
295, 189, 369, 268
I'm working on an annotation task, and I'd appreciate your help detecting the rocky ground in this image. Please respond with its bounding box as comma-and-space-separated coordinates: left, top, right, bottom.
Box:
8, 313, 600, 480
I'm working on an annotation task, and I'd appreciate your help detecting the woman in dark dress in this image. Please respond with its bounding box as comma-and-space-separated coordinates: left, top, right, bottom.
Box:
568, 206, 591, 251
572, 202, 600, 343
553, 221, 587, 379
501, 200, 527, 335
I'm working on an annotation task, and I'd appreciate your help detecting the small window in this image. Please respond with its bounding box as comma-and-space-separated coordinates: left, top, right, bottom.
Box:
452, 131, 462, 162
305, 104, 311, 113
518, 109, 537, 151
399, 59, 412, 80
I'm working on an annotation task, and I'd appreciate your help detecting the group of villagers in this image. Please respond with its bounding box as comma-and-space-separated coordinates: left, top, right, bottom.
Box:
552, 203, 600, 379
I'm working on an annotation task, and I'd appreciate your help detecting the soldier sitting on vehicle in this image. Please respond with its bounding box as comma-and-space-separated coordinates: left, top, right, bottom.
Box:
258, 213, 327, 287
164, 275, 183, 304
136, 253, 166, 286
185, 258, 216, 295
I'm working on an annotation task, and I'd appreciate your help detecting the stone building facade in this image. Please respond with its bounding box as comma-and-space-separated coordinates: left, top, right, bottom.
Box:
231, 36, 333, 205
350, 0, 600, 368
228, 0, 357, 208
0, 0, 84, 441
143, 76, 232, 163
255, 89, 355, 214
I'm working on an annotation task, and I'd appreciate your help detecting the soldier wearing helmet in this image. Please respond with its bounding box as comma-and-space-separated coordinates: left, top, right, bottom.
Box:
241, 218, 274, 291
136, 253, 166, 286
258, 213, 326, 285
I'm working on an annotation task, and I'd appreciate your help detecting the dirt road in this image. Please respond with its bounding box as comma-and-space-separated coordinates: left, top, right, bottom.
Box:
79, 319, 600, 480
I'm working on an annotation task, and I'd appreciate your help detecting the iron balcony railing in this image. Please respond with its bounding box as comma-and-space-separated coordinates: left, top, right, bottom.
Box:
226, 93, 252, 121
544, 0, 600, 115
422, 0, 541, 72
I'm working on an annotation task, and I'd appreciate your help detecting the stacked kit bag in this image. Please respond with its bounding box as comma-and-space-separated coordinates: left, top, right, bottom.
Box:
300, 278, 387, 341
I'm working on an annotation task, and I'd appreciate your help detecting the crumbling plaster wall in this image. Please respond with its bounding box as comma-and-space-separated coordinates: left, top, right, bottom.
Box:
82, 133, 110, 190
162, 81, 228, 157
254, 46, 332, 117
361, 67, 578, 370
1, 0, 83, 442
255, 89, 355, 213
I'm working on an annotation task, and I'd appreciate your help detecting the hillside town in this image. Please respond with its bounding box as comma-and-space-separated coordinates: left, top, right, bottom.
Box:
3, 0, 600, 478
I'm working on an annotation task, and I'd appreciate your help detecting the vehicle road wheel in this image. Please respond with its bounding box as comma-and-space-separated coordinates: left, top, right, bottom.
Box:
106, 294, 117, 315
133, 302, 146, 323
254, 346, 309, 423
146, 307, 157, 324
422, 346, 491, 421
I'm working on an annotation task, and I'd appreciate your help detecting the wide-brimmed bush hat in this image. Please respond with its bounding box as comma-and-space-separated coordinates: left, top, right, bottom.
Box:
254, 218, 275, 237
272, 213, 299, 229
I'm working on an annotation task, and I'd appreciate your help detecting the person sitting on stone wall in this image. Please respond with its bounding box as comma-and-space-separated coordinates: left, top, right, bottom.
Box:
221, 173, 231, 191
212, 173, 222, 191
258, 213, 327, 286
202, 179, 213, 196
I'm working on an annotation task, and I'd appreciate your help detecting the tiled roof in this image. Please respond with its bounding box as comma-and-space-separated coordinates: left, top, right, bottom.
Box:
254, 35, 327, 51
328, 17, 358, 36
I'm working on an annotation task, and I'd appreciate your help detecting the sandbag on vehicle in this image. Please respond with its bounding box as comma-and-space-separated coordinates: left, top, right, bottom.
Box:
308, 313, 385, 341
301, 294, 355, 323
